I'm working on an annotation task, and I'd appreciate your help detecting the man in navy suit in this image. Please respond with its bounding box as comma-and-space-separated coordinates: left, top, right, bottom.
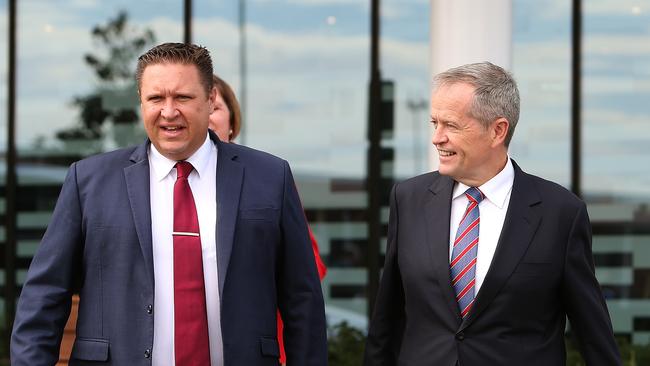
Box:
11, 42, 327, 365
364, 62, 620, 365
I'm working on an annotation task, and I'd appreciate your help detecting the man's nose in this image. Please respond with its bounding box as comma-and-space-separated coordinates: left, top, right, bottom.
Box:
161, 100, 179, 119
431, 125, 446, 145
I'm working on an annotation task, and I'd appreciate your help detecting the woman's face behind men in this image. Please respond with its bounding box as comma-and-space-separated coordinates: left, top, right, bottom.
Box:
209, 91, 232, 142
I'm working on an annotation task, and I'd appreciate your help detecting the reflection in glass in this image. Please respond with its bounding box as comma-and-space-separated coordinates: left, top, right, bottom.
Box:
583, 0, 650, 356
511, 0, 571, 187
382, 0, 430, 179
0, 0, 6, 153
195, 0, 375, 320
0, 0, 9, 342
6, 2, 183, 360
12, 0, 183, 329
583, 0, 650, 222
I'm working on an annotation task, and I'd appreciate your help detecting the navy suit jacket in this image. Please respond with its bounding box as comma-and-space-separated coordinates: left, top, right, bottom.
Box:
11, 132, 328, 365
364, 160, 620, 366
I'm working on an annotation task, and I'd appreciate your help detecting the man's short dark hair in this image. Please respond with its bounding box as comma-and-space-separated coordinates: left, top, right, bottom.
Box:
136, 42, 214, 96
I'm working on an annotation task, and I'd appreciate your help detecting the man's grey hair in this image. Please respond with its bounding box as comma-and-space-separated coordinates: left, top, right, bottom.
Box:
433, 62, 520, 146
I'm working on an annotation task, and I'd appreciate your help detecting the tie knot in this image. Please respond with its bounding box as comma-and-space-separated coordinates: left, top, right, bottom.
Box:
465, 187, 484, 204
175, 161, 194, 179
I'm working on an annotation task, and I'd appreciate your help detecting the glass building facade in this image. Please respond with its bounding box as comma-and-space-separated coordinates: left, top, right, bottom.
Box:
1, 0, 649, 362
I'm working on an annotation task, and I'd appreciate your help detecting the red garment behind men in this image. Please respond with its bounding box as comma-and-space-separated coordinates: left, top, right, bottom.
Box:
278, 227, 327, 364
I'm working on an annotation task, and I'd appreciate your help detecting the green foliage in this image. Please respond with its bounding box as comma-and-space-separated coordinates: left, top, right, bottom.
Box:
326, 327, 650, 365
328, 321, 366, 366
565, 335, 586, 366
566, 336, 650, 366
85, 11, 155, 83
0, 326, 8, 365
58, 10, 155, 142
617, 337, 650, 366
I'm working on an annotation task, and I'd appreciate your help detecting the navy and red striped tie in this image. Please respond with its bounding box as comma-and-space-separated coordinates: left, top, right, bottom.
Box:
173, 161, 211, 365
450, 187, 484, 318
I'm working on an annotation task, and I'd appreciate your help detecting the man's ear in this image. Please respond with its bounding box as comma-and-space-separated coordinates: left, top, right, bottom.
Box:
208, 86, 218, 110
491, 117, 509, 147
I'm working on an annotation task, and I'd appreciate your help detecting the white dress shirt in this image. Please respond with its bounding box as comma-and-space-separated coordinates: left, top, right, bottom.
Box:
149, 134, 223, 366
448, 158, 514, 294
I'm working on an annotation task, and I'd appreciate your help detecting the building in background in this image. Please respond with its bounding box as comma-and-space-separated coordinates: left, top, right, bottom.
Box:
1, 0, 649, 361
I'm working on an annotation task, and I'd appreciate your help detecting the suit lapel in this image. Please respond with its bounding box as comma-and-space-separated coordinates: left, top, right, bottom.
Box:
213, 135, 243, 299
460, 161, 542, 330
424, 174, 461, 319
124, 142, 155, 288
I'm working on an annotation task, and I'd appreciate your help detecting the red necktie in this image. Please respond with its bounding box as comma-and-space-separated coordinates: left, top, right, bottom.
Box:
173, 161, 211, 365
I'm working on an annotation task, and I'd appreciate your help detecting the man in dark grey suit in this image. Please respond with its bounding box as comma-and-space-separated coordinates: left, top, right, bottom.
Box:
364, 62, 620, 365
11, 43, 327, 365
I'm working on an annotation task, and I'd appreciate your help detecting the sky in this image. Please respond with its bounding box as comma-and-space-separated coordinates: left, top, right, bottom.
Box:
1, 0, 649, 208
510, 0, 650, 207
0, 0, 430, 180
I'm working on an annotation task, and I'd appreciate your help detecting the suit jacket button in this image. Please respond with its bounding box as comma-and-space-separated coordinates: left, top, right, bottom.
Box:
456, 332, 465, 341
144, 349, 151, 358
146, 304, 153, 314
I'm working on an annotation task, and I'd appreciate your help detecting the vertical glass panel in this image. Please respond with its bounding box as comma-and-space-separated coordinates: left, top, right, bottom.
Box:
382, 0, 431, 178
16, 1, 183, 157
14, 0, 183, 293
0, 0, 8, 354
194, 1, 240, 98
0, 0, 7, 210
583, 0, 650, 222
511, 0, 571, 187
0, 0, 6, 156
195, 0, 371, 327
583, 0, 650, 358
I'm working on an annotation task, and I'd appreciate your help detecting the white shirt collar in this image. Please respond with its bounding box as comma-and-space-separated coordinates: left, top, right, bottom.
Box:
149, 133, 213, 181
452, 157, 514, 209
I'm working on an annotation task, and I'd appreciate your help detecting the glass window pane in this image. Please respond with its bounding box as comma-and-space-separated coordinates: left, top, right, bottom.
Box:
0, 0, 8, 344
511, 0, 571, 187
382, 0, 431, 178
195, 0, 372, 325
583, 0, 650, 356
583, 0, 650, 222
14, 1, 183, 288
194, 1, 240, 95
0, 0, 6, 154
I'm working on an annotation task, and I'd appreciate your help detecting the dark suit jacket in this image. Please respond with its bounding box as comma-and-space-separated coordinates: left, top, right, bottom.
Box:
364, 160, 620, 366
11, 132, 327, 365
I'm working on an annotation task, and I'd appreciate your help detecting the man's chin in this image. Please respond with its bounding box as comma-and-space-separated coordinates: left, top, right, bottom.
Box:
437, 163, 452, 176
157, 143, 192, 161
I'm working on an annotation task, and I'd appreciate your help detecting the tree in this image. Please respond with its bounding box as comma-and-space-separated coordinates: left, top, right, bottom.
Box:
328, 322, 366, 366
57, 10, 155, 146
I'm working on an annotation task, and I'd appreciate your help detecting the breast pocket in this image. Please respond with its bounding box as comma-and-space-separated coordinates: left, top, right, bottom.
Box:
512, 262, 552, 277
236, 208, 281, 258
239, 207, 279, 222
508, 262, 557, 297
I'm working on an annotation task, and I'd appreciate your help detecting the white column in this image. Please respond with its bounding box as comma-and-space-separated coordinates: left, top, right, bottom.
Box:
428, 0, 513, 170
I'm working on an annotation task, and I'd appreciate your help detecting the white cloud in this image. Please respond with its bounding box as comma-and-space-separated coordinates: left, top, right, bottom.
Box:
284, 0, 366, 6
584, 108, 650, 129
585, 35, 650, 56
584, 76, 650, 94
8, 3, 431, 175
70, 0, 100, 9
196, 15, 430, 175
11, 4, 181, 149
583, 1, 649, 16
